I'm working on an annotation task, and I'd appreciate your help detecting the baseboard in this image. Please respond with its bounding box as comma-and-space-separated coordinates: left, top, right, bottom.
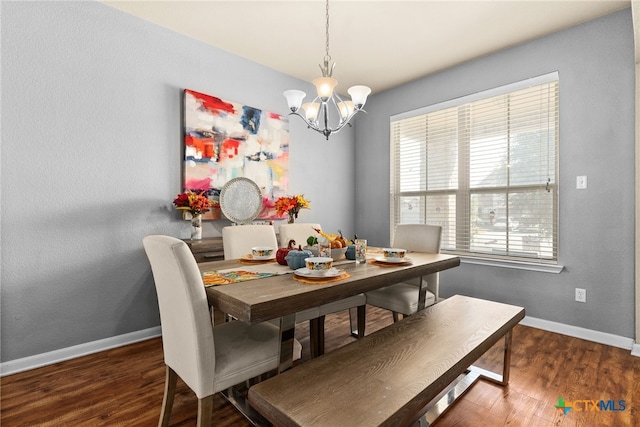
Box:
3, 316, 638, 376
0, 326, 162, 377
520, 316, 637, 355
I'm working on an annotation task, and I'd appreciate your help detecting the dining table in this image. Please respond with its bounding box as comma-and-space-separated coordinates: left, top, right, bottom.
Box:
198, 250, 461, 372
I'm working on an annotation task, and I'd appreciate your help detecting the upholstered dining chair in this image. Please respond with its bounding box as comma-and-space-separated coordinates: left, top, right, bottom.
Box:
142, 235, 301, 427
278, 223, 367, 355
222, 224, 279, 260
365, 224, 443, 322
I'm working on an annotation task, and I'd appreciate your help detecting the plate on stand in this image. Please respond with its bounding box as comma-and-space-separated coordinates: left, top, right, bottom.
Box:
219, 177, 262, 224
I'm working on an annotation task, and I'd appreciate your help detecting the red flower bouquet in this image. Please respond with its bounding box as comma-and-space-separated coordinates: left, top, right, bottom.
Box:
173, 191, 212, 216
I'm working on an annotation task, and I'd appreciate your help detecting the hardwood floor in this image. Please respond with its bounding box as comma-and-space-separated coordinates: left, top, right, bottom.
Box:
2, 305, 639, 426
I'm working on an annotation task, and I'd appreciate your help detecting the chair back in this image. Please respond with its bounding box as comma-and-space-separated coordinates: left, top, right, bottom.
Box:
142, 235, 216, 398
392, 224, 442, 253
278, 223, 321, 248
222, 224, 279, 259
393, 224, 443, 295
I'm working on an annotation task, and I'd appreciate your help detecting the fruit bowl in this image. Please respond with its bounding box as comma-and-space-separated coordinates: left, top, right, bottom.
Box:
330, 247, 347, 261
303, 246, 347, 261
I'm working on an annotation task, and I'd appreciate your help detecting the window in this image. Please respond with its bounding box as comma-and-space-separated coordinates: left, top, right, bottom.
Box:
390, 73, 559, 264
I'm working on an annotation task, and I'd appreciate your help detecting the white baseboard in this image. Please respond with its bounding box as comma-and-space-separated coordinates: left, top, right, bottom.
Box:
0, 326, 162, 377
520, 316, 637, 355
3, 316, 639, 376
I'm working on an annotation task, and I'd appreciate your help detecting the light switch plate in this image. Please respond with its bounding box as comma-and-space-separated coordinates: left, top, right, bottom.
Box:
576, 176, 587, 189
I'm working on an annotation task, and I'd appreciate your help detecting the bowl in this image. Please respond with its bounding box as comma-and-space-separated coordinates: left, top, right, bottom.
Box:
304, 257, 333, 271
383, 247, 407, 259
251, 246, 274, 259
330, 247, 347, 261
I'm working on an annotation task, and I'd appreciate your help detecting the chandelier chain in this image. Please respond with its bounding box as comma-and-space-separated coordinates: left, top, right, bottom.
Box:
324, 0, 331, 62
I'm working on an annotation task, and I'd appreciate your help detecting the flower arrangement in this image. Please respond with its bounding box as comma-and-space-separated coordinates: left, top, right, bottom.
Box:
275, 195, 310, 223
173, 190, 212, 216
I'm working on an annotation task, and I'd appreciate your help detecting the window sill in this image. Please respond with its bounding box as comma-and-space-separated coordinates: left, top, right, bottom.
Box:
459, 256, 564, 274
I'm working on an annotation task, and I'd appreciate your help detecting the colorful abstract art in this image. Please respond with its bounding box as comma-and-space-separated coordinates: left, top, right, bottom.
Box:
183, 89, 290, 220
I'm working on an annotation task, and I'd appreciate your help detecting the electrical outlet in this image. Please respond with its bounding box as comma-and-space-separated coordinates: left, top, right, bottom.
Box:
575, 288, 586, 303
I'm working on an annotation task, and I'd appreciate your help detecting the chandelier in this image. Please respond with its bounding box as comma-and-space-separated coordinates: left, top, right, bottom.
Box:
283, 0, 371, 140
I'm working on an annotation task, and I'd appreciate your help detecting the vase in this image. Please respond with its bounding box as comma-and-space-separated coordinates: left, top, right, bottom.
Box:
288, 211, 296, 224
191, 214, 202, 240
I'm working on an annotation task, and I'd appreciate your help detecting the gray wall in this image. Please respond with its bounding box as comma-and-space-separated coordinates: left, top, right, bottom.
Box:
1, 1, 355, 362
1, 1, 634, 363
355, 8, 635, 338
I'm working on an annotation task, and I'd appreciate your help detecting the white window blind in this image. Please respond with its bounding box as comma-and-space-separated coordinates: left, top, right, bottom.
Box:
390, 73, 559, 264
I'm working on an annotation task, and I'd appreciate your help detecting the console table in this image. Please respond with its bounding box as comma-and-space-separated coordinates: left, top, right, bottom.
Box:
182, 237, 224, 262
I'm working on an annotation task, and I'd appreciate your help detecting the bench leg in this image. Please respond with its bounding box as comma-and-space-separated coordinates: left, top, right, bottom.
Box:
419, 328, 515, 426
471, 329, 513, 386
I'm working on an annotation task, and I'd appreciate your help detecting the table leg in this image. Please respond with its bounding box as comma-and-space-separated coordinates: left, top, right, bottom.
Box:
309, 316, 326, 358
278, 313, 296, 373
417, 276, 427, 311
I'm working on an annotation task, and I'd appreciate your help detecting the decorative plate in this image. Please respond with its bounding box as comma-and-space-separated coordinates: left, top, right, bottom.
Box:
219, 177, 263, 224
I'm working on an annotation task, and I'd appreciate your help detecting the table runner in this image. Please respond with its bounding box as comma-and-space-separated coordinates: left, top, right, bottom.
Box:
203, 259, 355, 286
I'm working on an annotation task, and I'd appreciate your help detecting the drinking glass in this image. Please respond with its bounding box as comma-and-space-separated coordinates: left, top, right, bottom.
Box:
355, 239, 367, 264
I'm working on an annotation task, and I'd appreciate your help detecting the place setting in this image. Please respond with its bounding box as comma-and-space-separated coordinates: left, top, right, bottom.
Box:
240, 246, 278, 264
292, 257, 350, 284
369, 247, 413, 267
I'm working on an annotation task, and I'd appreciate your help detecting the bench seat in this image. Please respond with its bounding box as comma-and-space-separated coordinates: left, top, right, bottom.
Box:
248, 295, 525, 427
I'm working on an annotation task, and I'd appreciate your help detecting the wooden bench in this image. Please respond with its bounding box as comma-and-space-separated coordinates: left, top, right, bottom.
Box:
248, 295, 525, 427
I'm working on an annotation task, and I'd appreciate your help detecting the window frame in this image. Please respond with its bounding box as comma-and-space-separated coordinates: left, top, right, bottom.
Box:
390, 72, 560, 269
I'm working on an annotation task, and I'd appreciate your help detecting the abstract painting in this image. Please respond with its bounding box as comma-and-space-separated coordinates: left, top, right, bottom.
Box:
183, 89, 290, 220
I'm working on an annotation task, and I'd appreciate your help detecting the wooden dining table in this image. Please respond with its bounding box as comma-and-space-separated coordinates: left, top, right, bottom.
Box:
198, 251, 461, 372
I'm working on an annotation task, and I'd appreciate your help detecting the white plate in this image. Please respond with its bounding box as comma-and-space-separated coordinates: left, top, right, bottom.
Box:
375, 256, 412, 264
294, 267, 342, 278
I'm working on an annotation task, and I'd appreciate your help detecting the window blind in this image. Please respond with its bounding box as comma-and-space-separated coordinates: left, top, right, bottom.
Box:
390, 73, 559, 263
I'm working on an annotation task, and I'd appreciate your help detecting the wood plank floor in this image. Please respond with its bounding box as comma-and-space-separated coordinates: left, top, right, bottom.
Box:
2, 305, 639, 426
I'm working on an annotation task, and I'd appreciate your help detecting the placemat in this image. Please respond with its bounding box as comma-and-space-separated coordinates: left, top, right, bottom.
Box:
292, 272, 350, 284
368, 259, 413, 267
239, 254, 278, 265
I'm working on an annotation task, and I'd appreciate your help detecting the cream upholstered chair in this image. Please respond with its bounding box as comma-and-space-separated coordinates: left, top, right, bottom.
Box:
221, 224, 320, 353
365, 224, 442, 322
279, 223, 367, 355
142, 235, 301, 427
222, 224, 279, 260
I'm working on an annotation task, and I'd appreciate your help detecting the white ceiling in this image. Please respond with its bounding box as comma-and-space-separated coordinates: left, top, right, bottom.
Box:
101, 0, 630, 94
